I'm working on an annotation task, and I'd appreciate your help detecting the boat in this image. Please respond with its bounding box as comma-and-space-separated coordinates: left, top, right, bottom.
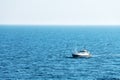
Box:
72, 49, 91, 58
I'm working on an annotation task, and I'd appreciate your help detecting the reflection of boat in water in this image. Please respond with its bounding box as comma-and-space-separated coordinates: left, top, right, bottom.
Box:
72, 49, 91, 58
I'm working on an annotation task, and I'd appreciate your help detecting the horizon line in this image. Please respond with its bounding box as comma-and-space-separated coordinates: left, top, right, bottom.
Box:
0, 24, 120, 28
0, 24, 120, 26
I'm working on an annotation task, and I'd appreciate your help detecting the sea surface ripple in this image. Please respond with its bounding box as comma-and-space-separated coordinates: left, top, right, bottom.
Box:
0, 26, 120, 80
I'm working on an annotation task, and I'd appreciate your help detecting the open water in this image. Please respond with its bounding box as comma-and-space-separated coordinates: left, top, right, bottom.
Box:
0, 26, 120, 80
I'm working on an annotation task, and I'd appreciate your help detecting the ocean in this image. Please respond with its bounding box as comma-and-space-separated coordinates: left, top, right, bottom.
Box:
0, 26, 120, 80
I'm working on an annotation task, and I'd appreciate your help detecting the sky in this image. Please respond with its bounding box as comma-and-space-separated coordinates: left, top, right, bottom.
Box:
0, 0, 120, 25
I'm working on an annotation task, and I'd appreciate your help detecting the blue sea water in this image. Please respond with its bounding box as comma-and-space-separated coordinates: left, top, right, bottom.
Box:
0, 26, 120, 80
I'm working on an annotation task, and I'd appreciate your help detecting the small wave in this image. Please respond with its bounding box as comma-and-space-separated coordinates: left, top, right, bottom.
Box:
96, 77, 120, 80
90, 54, 120, 58
92, 55, 102, 57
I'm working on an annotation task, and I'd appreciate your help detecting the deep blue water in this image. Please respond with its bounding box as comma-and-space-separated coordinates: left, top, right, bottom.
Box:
0, 26, 120, 80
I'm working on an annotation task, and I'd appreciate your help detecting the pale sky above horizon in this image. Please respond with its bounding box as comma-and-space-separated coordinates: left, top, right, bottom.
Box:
0, 0, 120, 25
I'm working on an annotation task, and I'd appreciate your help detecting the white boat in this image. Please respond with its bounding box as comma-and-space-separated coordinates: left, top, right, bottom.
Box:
72, 50, 91, 58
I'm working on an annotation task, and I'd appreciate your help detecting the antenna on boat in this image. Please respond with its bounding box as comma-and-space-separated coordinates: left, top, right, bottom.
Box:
83, 46, 86, 50
74, 47, 78, 53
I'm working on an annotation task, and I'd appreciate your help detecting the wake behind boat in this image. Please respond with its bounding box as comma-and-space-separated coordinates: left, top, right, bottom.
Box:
72, 49, 91, 58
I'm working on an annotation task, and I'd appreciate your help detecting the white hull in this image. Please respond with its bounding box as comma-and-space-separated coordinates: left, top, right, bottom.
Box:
72, 53, 91, 58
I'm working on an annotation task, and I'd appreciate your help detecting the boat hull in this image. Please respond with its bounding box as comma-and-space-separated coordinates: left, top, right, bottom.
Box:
72, 54, 91, 58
